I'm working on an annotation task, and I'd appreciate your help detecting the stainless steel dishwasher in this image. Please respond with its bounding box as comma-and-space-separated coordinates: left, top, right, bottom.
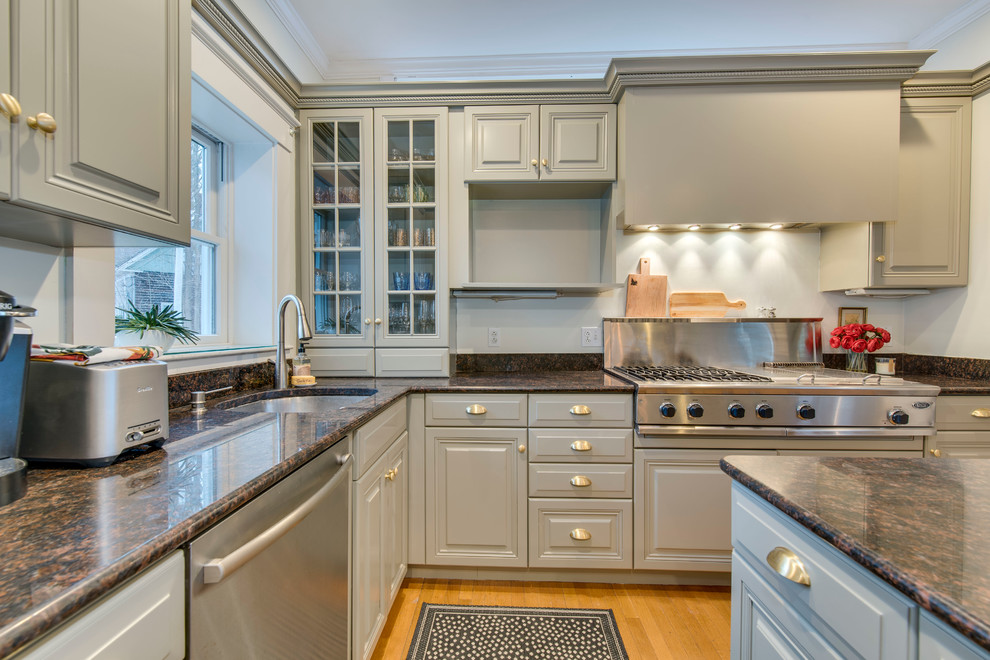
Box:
189, 437, 351, 659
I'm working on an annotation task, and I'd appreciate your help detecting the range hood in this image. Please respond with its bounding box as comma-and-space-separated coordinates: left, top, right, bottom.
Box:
614, 52, 933, 228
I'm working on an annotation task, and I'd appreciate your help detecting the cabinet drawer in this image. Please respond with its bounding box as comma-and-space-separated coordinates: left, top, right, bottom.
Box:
529, 428, 633, 463
930, 431, 990, 458
528, 499, 632, 569
425, 393, 527, 426
732, 486, 914, 660
355, 398, 407, 477
529, 393, 632, 427
529, 464, 632, 498
937, 396, 990, 431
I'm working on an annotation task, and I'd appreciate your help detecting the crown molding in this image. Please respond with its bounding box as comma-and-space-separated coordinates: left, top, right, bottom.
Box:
264, 0, 332, 80
901, 62, 990, 97
909, 0, 990, 49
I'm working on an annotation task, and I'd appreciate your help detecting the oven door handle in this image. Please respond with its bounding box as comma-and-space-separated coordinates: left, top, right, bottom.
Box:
782, 427, 929, 438
637, 425, 787, 437
202, 453, 353, 585
636, 425, 928, 438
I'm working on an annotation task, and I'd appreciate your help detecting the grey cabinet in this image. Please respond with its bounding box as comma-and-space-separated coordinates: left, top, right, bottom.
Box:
820, 97, 972, 291
929, 396, 990, 459
0, 0, 10, 201
2, 0, 191, 247
920, 611, 990, 660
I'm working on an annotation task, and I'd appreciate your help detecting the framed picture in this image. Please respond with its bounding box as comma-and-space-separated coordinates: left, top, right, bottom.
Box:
838, 307, 867, 326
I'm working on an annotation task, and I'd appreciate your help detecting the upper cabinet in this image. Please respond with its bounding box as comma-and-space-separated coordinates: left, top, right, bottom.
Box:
820, 97, 972, 291
0, 0, 191, 247
464, 105, 616, 182
0, 0, 11, 201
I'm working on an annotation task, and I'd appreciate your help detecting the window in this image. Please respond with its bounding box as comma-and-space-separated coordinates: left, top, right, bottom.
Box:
114, 127, 229, 345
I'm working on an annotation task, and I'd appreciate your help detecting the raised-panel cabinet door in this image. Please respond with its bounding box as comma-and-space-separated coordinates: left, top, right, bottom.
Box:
875, 98, 971, 287
464, 106, 539, 181
540, 105, 616, 181
0, 0, 11, 200
353, 463, 386, 660
928, 432, 990, 459
425, 427, 528, 566
384, 433, 408, 604
13, 0, 190, 244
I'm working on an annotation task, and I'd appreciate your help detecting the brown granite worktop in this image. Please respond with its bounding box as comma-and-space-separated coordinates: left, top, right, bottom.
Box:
721, 455, 990, 652
0, 372, 631, 656
901, 373, 990, 396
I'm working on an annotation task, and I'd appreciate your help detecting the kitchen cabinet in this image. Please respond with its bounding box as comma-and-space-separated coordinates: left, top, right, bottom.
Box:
464, 105, 616, 182
928, 395, 990, 458
0, 0, 10, 201
300, 107, 449, 377
353, 403, 408, 660
1, 0, 190, 247
820, 97, 972, 291
920, 611, 990, 660
21, 551, 184, 659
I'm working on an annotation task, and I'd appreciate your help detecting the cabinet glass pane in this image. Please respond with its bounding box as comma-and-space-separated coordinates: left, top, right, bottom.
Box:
412, 121, 435, 161
339, 166, 360, 204
314, 168, 335, 205
413, 295, 436, 334
388, 252, 411, 291
387, 167, 410, 203
313, 122, 335, 163
338, 122, 360, 163
387, 208, 409, 247
338, 209, 361, 248
387, 294, 411, 335
412, 253, 435, 291
412, 208, 435, 246
387, 121, 410, 162
339, 295, 362, 335
338, 252, 361, 292
412, 168, 435, 203
314, 210, 335, 247
314, 253, 337, 292
315, 294, 337, 335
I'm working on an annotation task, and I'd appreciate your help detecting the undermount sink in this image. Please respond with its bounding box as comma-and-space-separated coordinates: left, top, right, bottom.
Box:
229, 389, 377, 414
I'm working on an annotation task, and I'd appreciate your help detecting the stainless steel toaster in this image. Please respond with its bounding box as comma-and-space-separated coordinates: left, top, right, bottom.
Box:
20, 360, 168, 467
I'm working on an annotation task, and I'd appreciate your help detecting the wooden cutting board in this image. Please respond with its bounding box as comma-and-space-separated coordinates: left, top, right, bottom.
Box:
669, 292, 746, 318
625, 258, 668, 317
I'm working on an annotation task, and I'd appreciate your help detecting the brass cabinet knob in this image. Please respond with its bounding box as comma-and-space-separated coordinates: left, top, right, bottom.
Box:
530, 159, 538, 166
0, 93, 21, 120
570, 440, 592, 452
466, 404, 487, 415
570, 528, 591, 541
569, 405, 591, 416
374, 318, 382, 326
570, 475, 592, 487
26, 112, 57, 134
971, 409, 990, 418
385, 468, 395, 481
364, 318, 372, 325
930, 448, 942, 458
875, 255, 887, 263
766, 546, 811, 586
518, 444, 526, 453
541, 158, 548, 167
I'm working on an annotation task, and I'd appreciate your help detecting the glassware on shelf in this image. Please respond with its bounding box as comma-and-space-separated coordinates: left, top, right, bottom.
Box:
415, 298, 436, 334
340, 272, 359, 291
315, 269, 336, 291
413, 227, 435, 247
413, 272, 434, 291
388, 301, 411, 334
392, 272, 410, 291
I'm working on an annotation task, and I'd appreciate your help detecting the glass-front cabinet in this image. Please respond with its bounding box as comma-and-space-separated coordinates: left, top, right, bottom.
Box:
300, 108, 448, 377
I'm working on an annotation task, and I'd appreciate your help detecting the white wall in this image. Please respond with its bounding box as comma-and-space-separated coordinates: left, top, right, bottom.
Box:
0, 238, 63, 342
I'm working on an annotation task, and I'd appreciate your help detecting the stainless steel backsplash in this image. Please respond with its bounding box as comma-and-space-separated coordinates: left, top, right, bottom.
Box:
603, 318, 822, 368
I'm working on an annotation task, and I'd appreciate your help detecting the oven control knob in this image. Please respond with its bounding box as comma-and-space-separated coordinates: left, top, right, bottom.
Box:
756, 404, 774, 419
687, 403, 704, 418
797, 404, 816, 420
659, 402, 676, 418
888, 409, 910, 425
728, 404, 746, 419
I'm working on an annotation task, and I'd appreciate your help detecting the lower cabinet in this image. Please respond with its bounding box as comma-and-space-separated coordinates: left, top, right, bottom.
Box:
930, 396, 990, 458
424, 427, 528, 567
22, 551, 184, 659
920, 610, 990, 660
353, 431, 408, 660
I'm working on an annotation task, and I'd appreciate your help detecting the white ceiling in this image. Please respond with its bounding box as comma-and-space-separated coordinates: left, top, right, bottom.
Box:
228, 0, 990, 84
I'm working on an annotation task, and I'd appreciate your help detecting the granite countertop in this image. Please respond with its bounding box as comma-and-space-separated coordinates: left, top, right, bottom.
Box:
721, 455, 990, 652
901, 373, 990, 396
0, 371, 631, 656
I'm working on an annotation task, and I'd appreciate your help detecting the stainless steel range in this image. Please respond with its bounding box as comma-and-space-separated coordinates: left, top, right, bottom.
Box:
604, 317, 939, 438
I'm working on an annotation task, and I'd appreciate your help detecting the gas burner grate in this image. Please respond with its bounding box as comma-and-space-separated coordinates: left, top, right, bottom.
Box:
613, 365, 773, 383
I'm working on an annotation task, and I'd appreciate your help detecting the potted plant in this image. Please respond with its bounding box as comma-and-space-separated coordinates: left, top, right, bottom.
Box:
829, 323, 890, 372
114, 302, 199, 352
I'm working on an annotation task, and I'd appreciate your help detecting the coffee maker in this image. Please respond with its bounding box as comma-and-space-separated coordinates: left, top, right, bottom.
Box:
0, 290, 36, 506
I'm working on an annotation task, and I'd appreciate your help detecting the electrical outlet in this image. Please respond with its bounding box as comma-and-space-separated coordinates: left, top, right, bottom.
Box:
581, 326, 601, 347
488, 327, 501, 347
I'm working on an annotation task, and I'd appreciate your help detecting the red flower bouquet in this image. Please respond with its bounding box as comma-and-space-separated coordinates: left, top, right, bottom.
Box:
829, 323, 890, 353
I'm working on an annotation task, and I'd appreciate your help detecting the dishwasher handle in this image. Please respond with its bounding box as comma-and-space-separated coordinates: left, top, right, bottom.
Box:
202, 453, 352, 585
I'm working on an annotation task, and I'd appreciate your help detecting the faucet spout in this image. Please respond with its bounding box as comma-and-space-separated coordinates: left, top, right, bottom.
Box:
276, 294, 313, 389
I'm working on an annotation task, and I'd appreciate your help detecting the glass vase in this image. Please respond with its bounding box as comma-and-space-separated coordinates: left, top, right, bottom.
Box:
845, 350, 867, 373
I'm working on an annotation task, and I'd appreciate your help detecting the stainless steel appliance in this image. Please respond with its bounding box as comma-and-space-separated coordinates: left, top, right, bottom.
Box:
19, 360, 168, 466
0, 290, 36, 506
604, 317, 939, 443
190, 438, 352, 659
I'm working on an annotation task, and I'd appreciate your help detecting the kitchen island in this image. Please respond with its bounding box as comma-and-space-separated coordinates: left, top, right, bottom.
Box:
0, 371, 630, 657
721, 454, 990, 658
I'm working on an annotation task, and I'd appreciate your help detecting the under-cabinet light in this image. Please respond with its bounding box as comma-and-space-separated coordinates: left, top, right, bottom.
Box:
729, 224, 742, 231
688, 224, 702, 231
647, 225, 660, 231
769, 223, 784, 230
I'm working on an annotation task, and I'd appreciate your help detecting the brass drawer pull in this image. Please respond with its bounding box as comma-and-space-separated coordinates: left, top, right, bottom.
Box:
570, 475, 592, 487
466, 404, 487, 415
570, 405, 591, 415
570, 440, 592, 452
766, 546, 811, 586
570, 528, 591, 541
971, 409, 990, 418
930, 448, 942, 458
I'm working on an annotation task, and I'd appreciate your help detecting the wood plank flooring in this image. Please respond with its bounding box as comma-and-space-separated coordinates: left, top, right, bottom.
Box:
370, 578, 732, 659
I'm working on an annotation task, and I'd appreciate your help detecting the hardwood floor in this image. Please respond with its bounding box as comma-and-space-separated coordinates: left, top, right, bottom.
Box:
370, 578, 732, 659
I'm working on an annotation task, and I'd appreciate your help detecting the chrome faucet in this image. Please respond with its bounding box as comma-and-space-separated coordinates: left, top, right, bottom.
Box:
275, 294, 313, 389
